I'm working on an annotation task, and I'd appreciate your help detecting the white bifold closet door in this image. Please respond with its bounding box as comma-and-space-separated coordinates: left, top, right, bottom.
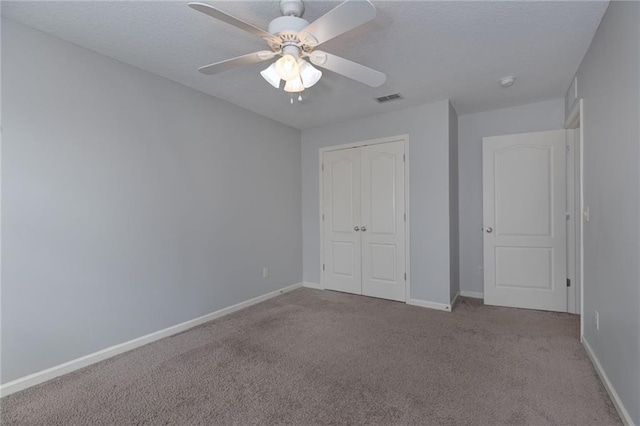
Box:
322, 141, 405, 302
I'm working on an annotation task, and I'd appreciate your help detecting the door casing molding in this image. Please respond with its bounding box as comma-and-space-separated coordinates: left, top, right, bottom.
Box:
565, 99, 584, 338
318, 135, 410, 302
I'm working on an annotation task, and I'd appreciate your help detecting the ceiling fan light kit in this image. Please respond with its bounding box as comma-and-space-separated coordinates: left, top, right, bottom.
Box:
298, 59, 322, 88
260, 63, 281, 88
284, 76, 305, 93
275, 53, 300, 81
189, 0, 386, 101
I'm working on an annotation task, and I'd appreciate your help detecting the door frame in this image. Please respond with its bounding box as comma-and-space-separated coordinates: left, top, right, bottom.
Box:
565, 99, 584, 338
566, 129, 579, 315
318, 135, 411, 302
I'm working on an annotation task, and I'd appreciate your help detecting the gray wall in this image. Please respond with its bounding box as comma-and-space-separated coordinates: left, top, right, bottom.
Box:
570, 2, 639, 422
448, 103, 459, 301
1, 19, 302, 383
457, 99, 565, 294
301, 100, 454, 304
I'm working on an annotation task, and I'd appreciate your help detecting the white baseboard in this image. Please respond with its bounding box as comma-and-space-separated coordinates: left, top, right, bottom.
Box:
302, 281, 323, 290
407, 298, 452, 312
304, 285, 453, 313
450, 291, 460, 308
0, 282, 302, 397
460, 290, 484, 299
583, 337, 634, 425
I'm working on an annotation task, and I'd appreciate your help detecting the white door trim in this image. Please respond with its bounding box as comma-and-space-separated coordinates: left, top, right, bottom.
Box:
319, 135, 410, 302
566, 129, 579, 315
565, 99, 585, 338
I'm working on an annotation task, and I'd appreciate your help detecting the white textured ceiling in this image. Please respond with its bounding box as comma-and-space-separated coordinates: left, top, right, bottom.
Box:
2, 1, 608, 129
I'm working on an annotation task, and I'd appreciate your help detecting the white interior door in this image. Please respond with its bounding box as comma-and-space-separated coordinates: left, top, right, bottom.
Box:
483, 130, 567, 312
322, 140, 406, 301
361, 141, 406, 301
322, 147, 362, 295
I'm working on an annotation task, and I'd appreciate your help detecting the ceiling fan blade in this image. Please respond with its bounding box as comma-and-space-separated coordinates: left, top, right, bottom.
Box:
198, 51, 275, 75
188, 2, 274, 40
298, 0, 377, 47
309, 51, 385, 87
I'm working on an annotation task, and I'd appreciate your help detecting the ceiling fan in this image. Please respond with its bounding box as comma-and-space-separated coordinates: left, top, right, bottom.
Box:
188, 0, 386, 97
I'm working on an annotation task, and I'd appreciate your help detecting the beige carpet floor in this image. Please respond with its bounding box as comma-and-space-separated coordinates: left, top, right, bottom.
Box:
1, 288, 620, 425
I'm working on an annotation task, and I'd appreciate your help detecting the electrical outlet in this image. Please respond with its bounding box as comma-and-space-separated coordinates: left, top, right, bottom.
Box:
583, 206, 590, 222
263, 267, 269, 278
595, 310, 600, 330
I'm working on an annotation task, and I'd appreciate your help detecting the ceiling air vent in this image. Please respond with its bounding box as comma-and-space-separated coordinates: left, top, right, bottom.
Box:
375, 93, 403, 103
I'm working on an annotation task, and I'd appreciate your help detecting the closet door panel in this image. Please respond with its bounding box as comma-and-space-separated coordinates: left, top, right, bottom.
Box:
322, 147, 362, 295
361, 141, 406, 301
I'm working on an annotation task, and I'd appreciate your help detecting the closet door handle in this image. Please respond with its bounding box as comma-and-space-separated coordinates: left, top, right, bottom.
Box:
354, 226, 360, 231
361, 226, 367, 232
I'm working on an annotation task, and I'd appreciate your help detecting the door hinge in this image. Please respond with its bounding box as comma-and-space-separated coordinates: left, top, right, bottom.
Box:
404, 213, 406, 222
567, 278, 571, 287
566, 212, 571, 220
323, 264, 325, 271
322, 213, 325, 221
321, 163, 324, 171
403, 154, 405, 162
404, 273, 407, 281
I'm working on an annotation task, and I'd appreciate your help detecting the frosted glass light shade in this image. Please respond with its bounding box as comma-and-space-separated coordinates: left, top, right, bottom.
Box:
260, 63, 281, 88
298, 60, 322, 88
284, 76, 305, 93
275, 54, 300, 81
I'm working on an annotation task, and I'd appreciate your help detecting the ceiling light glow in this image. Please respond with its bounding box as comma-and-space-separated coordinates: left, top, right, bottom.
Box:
275, 54, 300, 81
261, 53, 321, 95
284, 76, 305, 93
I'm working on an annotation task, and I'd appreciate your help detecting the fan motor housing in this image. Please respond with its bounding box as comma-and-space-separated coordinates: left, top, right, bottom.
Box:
268, 16, 309, 36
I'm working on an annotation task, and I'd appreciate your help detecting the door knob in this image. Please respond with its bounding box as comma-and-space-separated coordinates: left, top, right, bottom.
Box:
361, 226, 367, 232
486, 227, 493, 233
354, 226, 360, 231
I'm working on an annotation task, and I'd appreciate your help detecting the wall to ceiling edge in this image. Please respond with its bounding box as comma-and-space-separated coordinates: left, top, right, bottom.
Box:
301, 99, 459, 305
